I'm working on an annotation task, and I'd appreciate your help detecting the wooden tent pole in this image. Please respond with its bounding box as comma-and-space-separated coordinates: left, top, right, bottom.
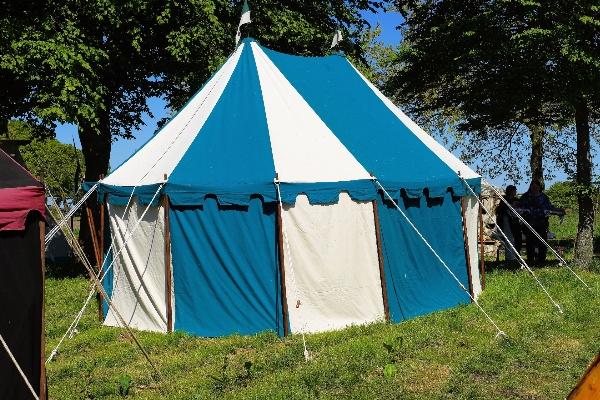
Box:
39, 173, 47, 400
370, 175, 390, 322
479, 195, 485, 290
460, 197, 474, 298
276, 173, 289, 337
85, 203, 102, 271
98, 175, 104, 322
164, 174, 173, 332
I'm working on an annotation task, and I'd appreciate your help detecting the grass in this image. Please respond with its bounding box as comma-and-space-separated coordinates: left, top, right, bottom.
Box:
44, 263, 600, 399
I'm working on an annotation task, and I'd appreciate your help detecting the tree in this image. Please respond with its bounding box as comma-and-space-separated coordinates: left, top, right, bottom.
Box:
350, 23, 400, 88
2, 0, 386, 263
7, 120, 85, 210
385, 0, 600, 265
160, 0, 387, 111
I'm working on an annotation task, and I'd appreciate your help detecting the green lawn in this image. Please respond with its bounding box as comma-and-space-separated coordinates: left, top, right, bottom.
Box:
44, 262, 600, 399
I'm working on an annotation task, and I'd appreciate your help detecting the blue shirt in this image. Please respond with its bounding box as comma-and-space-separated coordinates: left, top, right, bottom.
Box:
519, 191, 553, 227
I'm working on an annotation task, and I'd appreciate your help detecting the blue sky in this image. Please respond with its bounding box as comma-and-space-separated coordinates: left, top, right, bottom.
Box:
55, 9, 581, 193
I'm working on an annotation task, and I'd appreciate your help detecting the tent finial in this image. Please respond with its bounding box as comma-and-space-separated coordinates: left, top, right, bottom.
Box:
235, 0, 251, 46
330, 26, 343, 49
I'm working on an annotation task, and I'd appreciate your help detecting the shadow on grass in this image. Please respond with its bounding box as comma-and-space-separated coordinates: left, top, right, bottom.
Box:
46, 256, 89, 279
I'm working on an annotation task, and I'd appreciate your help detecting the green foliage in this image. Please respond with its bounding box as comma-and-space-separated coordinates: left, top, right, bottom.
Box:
161, 0, 387, 111
7, 120, 85, 206
1, 0, 387, 187
385, 0, 600, 186
45, 266, 600, 399
387, 0, 600, 264
546, 180, 579, 209
349, 23, 400, 89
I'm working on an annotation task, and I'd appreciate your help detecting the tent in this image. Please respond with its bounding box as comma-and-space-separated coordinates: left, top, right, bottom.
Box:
44, 209, 73, 262
90, 38, 482, 338
0, 148, 47, 398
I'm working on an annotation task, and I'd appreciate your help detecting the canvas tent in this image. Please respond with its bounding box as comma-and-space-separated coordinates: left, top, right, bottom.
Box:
89, 38, 482, 338
44, 209, 72, 262
0, 148, 47, 399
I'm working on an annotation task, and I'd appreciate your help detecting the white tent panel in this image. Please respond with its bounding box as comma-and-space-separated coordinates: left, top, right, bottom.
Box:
252, 43, 371, 183
282, 192, 385, 333
102, 46, 245, 187
464, 195, 482, 298
105, 198, 169, 332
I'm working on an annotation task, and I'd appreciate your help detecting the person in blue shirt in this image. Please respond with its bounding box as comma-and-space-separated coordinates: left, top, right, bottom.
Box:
519, 179, 565, 263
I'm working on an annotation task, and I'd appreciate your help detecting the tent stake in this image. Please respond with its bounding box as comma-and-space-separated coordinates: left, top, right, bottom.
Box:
276, 173, 289, 337
460, 197, 474, 299
371, 191, 390, 322
164, 186, 173, 332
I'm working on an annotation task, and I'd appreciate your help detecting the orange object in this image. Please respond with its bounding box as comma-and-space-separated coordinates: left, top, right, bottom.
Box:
567, 352, 600, 399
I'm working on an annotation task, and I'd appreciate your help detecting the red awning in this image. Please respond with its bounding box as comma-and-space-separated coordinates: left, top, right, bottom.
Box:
0, 186, 46, 231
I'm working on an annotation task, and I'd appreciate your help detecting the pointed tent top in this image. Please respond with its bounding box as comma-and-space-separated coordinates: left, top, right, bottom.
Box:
241, 0, 249, 14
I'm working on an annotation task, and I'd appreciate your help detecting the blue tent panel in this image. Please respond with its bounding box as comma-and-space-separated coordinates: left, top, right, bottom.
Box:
264, 47, 470, 197
376, 190, 471, 322
170, 197, 284, 337
170, 43, 277, 189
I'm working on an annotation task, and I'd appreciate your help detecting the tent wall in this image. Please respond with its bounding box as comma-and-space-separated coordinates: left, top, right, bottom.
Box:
0, 213, 44, 398
281, 193, 385, 333
105, 198, 169, 332
376, 190, 471, 322
169, 196, 284, 337
102, 189, 482, 336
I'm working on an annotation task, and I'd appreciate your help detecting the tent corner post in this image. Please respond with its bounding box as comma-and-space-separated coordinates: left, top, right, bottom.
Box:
164, 193, 173, 333
478, 195, 485, 290
276, 198, 289, 337
98, 175, 105, 322
460, 197, 474, 299
372, 194, 390, 322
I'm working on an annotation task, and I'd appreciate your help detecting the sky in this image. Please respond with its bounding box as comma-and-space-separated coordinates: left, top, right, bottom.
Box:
55, 9, 583, 194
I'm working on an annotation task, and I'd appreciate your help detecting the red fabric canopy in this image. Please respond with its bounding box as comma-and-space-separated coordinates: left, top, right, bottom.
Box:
0, 186, 46, 231
0, 148, 46, 231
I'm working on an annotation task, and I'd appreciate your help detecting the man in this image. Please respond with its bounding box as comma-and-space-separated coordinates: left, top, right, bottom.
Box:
519, 180, 565, 263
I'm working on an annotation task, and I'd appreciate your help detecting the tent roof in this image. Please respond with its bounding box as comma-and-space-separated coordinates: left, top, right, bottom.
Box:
97, 38, 480, 206
0, 148, 45, 231
0, 147, 42, 189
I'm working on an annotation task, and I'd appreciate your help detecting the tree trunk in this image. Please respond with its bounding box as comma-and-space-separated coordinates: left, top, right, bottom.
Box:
78, 109, 111, 269
529, 125, 544, 188
573, 97, 594, 267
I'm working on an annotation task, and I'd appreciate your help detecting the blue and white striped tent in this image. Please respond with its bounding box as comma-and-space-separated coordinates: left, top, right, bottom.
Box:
95, 38, 482, 337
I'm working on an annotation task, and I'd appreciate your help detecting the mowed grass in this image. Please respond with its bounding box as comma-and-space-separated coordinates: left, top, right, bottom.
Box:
45, 264, 600, 399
